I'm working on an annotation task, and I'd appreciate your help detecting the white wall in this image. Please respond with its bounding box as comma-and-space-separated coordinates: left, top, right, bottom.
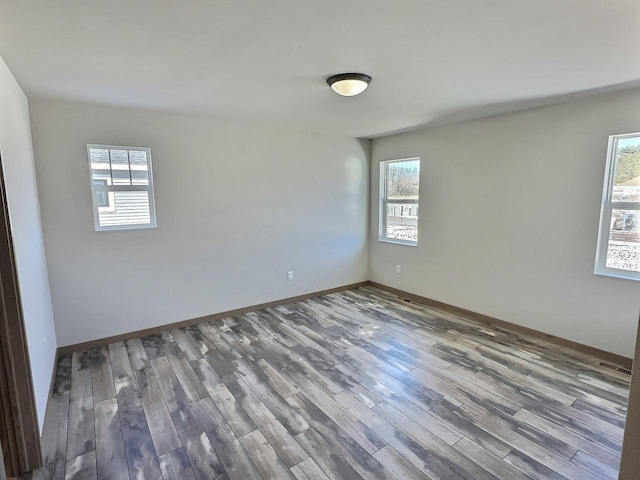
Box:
30, 99, 369, 347
0, 57, 57, 431
370, 88, 640, 358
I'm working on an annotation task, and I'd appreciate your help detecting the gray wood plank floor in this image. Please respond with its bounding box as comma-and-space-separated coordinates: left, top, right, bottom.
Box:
32, 286, 630, 479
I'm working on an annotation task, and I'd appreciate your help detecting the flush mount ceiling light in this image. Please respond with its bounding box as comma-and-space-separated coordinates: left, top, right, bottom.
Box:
326, 73, 372, 97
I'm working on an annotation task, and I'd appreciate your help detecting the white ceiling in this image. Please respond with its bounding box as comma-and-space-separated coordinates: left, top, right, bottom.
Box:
1, 0, 639, 138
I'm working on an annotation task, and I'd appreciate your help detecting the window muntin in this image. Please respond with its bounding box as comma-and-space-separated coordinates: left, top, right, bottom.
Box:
87, 145, 157, 231
379, 158, 420, 245
595, 133, 640, 280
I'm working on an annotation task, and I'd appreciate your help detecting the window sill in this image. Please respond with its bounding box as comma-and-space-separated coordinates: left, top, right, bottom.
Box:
95, 223, 157, 232
378, 238, 417, 247
594, 269, 640, 282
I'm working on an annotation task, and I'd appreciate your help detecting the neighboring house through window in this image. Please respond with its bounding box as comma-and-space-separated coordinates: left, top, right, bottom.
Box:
87, 145, 157, 231
595, 132, 640, 280
379, 157, 420, 245
92, 179, 110, 208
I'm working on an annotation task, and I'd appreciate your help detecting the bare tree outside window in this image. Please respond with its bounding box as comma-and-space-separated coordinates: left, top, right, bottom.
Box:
380, 158, 420, 245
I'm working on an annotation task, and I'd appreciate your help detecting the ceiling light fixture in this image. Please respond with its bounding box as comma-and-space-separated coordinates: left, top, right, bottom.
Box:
326, 73, 372, 97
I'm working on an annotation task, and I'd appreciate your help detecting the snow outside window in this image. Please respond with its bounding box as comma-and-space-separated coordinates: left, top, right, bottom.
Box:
379, 158, 420, 246
594, 133, 640, 281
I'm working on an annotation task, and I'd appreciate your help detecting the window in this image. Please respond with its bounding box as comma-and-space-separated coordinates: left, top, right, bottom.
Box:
87, 145, 157, 231
379, 158, 420, 245
595, 133, 640, 280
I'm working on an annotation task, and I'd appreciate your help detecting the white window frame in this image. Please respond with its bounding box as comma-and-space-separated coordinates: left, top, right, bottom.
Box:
594, 132, 640, 281
87, 144, 157, 232
379, 157, 420, 246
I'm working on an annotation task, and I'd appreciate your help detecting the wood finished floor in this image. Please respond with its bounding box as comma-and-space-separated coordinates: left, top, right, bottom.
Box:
32, 286, 630, 480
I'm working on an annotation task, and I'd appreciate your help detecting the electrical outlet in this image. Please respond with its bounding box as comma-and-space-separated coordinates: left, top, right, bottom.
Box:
287, 270, 294, 281
395, 264, 401, 274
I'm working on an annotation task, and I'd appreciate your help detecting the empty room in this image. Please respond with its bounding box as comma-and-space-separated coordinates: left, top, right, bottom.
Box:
0, 1, 639, 479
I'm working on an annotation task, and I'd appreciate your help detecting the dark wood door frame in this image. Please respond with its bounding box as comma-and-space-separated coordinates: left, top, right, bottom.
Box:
619, 313, 640, 479
0, 438, 6, 480
0, 152, 42, 476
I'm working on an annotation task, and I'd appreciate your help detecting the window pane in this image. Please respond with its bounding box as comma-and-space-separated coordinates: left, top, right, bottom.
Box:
386, 203, 418, 242
89, 148, 109, 166
110, 149, 131, 186
129, 150, 149, 185
387, 160, 419, 200
91, 170, 111, 185
605, 209, 640, 273
97, 191, 151, 227
89, 148, 111, 183
612, 136, 640, 202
